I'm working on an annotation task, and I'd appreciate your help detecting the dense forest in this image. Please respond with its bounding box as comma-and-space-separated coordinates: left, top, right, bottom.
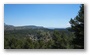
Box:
4, 4, 84, 49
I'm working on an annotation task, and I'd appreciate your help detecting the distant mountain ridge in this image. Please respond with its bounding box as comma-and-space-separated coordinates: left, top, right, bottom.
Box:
4, 23, 67, 31
4, 24, 46, 30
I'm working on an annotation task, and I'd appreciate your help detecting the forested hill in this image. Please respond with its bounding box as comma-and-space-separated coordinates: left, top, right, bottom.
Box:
4, 24, 73, 49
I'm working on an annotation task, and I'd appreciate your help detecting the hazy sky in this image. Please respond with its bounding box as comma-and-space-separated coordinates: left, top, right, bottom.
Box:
4, 4, 80, 28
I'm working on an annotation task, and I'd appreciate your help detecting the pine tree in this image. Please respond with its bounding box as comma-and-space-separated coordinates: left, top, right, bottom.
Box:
69, 4, 84, 49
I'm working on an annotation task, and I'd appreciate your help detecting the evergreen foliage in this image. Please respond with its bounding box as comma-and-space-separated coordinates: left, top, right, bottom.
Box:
69, 4, 84, 49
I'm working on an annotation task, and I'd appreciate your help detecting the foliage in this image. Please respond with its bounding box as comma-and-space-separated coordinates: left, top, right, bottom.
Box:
69, 4, 84, 49
4, 28, 74, 49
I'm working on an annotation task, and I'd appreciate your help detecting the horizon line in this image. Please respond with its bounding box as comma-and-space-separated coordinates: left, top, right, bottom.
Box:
4, 23, 69, 28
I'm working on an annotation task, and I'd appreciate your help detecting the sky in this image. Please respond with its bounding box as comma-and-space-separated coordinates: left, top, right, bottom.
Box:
4, 4, 80, 28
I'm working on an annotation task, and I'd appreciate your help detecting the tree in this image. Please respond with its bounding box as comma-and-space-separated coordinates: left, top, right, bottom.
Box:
52, 30, 65, 49
69, 4, 84, 49
23, 38, 34, 49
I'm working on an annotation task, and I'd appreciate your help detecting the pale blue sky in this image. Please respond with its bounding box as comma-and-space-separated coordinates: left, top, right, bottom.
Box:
4, 4, 80, 28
